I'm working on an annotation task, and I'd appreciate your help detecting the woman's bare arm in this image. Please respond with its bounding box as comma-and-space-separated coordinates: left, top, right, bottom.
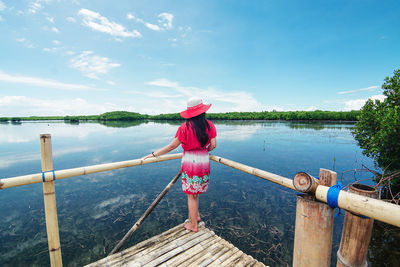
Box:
142, 137, 181, 160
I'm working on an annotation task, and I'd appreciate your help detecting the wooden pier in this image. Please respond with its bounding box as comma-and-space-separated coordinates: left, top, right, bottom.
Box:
85, 222, 267, 267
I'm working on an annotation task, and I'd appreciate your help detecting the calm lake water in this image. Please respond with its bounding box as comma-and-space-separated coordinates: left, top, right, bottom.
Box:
0, 120, 398, 266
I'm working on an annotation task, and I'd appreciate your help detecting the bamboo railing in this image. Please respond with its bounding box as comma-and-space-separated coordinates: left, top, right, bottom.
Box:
0, 152, 182, 189
209, 156, 400, 228
1, 134, 400, 267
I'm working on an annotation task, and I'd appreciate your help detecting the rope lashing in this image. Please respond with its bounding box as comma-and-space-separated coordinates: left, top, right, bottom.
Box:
42, 170, 56, 182
327, 181, 343, 209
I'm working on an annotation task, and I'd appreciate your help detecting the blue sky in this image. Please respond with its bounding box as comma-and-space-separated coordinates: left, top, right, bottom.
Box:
0, 0, 399, 116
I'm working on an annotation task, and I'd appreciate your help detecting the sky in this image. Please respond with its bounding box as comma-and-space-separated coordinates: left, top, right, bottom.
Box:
0, 0, 399, 116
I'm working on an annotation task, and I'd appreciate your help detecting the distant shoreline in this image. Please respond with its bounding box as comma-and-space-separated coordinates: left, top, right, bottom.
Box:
0, 110, 361, 122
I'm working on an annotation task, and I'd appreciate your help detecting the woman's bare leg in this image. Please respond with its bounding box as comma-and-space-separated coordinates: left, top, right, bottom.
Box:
196, 195, 200, 221
184, 194, 199, 232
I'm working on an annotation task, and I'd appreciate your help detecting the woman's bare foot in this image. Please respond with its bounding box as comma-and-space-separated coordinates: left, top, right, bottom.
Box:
187, 214, 201, 222
184, 222, 198, 232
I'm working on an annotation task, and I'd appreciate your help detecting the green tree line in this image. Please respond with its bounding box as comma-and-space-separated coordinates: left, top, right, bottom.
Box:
0, 110, 361, 122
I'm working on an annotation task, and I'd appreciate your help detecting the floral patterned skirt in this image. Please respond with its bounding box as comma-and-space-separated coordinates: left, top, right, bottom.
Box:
181, 149, 210, 194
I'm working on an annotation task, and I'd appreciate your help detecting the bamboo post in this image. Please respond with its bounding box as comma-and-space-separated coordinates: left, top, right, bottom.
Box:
40, 134, 62, 267
110, 171, 182, 255
337, 184, 378, 267
292, 168, 337, 267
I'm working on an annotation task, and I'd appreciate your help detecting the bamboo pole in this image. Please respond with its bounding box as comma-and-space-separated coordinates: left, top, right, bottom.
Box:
209, 154, 295, 190
293, 168, 336, 267
0, 153, 182, 189
315, 184, 400, 228
40, 134, 62, 267
337, 184, 378, 267
294, 171, 400, 228
293, 172, 319, 193
109, 171, 182, 255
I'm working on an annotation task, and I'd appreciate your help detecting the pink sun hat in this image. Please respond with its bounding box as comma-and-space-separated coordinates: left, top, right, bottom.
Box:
180, 97, 212, 119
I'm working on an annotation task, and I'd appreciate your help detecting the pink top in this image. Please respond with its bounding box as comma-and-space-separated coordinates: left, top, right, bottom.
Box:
175, 120, 217, 151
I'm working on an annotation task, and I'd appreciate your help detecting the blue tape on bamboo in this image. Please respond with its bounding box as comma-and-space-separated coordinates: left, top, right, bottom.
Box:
41, 170, 56, 182
327, 181, 343, 209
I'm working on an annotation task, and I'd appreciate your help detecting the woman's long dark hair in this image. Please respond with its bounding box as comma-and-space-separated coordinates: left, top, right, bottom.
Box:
186, 113, 210, 147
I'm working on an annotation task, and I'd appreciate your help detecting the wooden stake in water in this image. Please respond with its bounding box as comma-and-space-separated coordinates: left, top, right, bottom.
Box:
292, 168, 337, 267
337, 184, 378, 267
40, 134, 63, 267
110, 171, 182, 255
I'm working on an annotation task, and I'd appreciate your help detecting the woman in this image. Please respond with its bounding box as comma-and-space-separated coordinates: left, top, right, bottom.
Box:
142, 97, 217, 232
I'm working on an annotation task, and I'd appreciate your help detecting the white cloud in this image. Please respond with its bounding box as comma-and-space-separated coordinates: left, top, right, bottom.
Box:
145, 78, 267, 113
16, 38, 34, 48
0, 15, 3, 21
0, 1, 6, 11
305, 106, 317, 111
78, 8, 141, 38
0, 70, 104, 91
46, 16, 54, 23
51, 26, 59, 33
127, 12, 173, 31
269, 106, 285, 112
158, 13, 173, 30
0, 96, 120, 116
344, 94, 386, 111
42, 47, 58, 53
66, 16, 76, 23
28, 1, 42, 13
28, 0, 51, 14
145, 22, 161, 31
69, 51, 121, 79
43, 40, 61, 53
338, 85, 379, 95
146, 78, 179, 88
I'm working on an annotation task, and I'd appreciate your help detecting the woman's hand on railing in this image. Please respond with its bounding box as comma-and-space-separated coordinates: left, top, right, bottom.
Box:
207, 138, 216, 151
141, 153, 155, 160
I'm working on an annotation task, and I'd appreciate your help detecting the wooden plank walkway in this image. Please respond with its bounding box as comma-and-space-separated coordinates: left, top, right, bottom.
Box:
86, 222, 268, 267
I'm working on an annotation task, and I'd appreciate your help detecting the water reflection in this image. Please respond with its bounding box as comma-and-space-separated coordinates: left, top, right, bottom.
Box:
98, 120, 145, 128
287, 121, 354, 130
0, 121, 118, 144
0, 121, 397, 267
